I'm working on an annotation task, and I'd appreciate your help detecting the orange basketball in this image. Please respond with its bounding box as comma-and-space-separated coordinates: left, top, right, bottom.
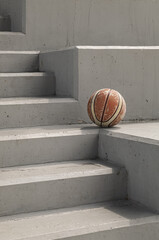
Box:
87, 88, 126, 127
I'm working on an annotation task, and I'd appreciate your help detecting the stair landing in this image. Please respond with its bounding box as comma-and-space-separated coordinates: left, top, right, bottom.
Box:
101, 121, 159, 143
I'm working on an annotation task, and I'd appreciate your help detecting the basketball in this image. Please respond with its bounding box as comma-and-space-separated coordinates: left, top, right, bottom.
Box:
87, 88, 126, 127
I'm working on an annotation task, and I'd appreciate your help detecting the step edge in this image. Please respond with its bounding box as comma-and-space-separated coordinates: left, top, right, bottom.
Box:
24, 216, 159, 240
0, 162, 121, 187
0, 200, 153, 222
0, 128, 98, 142
41, 46, 159, 53
0, 51, 40, 54
0, 97, 78, 106
0, 72, 54, 77
0, 201, 158, 240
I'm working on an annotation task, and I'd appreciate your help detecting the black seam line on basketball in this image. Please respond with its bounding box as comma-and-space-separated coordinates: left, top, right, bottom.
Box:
101, 89, 111, 127
93, 91, 101, 122
91, 97, 96, 124
108, 98, 123, 127
102, 92, 120, 125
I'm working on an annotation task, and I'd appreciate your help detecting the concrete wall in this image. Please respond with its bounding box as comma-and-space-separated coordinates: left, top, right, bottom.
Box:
0, 0, 26, 32
24, 0, 159, 50
1, 0, 159, 50
40, 46, 159, 122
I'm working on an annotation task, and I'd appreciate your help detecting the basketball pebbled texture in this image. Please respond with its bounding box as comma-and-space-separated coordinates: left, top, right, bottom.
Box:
87, 88, 126, 127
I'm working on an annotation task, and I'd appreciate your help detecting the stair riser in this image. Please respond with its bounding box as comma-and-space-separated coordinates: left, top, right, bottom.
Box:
0, 101, 78, 128
0, 134, 98, 167
0, 33, 26, 51
0, 75, 56, 97
0, 53, 39, 72
0, 17, 11, 31
0, 170, 127, 216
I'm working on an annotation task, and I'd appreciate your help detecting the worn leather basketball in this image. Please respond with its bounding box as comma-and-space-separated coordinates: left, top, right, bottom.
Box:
87, 88, 126, 127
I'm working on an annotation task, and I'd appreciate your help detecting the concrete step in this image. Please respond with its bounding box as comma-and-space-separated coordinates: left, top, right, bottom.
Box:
0, 124, 98, 167
0, 160, 127, 216
0, 32, 26, 51
0, 97, 79, 128
98, 121, 159, 213
0, 72, 55, 97
0, 201, 158, 240
0, 16, 11, 31
0, 51, 39, 72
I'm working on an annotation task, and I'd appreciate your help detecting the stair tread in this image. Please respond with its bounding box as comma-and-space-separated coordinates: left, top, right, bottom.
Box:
0, 160, 118, 186
0, 97, 77, 105
0, 124, 96, 141
0, 201, 158, 240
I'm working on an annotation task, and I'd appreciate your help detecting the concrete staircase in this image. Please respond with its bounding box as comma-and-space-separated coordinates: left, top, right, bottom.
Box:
0, 8, 159, 240
0, 52, 80, 129
0, 51, 159, 240
0, 50, 128, 239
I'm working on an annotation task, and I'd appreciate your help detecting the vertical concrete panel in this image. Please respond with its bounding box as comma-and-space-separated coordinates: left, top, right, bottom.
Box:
25, 0, 159, 48
40, 47, 78, 98
98, 130, 159, 212
77, 48, 159, 121
1, 0, 159, 49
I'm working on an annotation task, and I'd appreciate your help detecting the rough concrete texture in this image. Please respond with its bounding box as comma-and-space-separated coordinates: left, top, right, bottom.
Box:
0, 201, 159, 240
0, 124, 98, 167
0, 51, 39, 72
1, 0, 159, 50
0, 73, 55, 97
0, 32, 26, 51
40, 46, 159, 122
0, 97, 79, 128
0, 160, 127, 216
98, 121, 159, 212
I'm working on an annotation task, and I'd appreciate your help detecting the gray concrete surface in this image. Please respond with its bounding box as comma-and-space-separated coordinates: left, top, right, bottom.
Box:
0, 201, 159, 240
0, 124, 98, 167
0, 73, 55, 97
0, 1, 158, 239
40, 46, 159, 122
0, 160, 127, 216
0, 0, 25, 32
0, 32, 26, 50
1, 0, 159, 50
40, 48, 78, 98
0, 97, 79, 128
98, 121, 159, 212
0, 15, 11, 31
0, 51, 39, 72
